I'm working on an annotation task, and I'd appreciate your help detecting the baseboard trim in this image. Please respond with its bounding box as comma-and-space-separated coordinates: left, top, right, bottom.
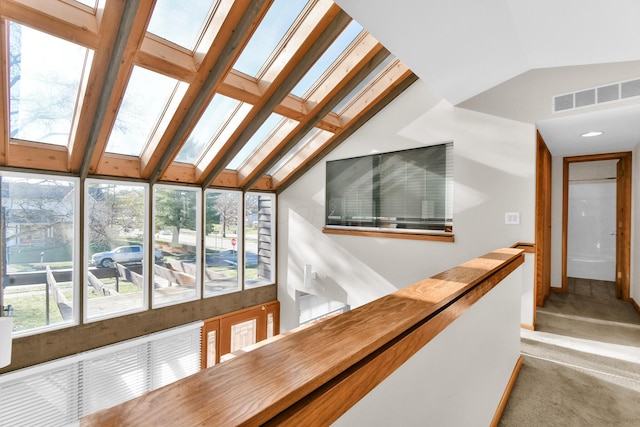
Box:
520, 323, 534, 331
632, 297, 640, 317
490, 355, 523, 427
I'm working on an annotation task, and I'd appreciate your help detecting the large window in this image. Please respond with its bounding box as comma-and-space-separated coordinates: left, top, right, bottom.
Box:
326, 143, 453, 233
85, 180, 149, 321
2, 171, 277, 335
204, 190, 241, 297
1, 172, 79, 334
153, 185, 201, 307
244, 193, 275, 288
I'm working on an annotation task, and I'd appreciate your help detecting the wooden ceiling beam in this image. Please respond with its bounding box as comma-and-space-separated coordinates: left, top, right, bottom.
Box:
0, 0, 99, 48
144, 0, 271, 183
79, 0, 155, 178
136, 36, 198, 81
275, 69, 418, 193
239, 36, 387, 190
198, 4, 350, 188
68, 0, 126, 172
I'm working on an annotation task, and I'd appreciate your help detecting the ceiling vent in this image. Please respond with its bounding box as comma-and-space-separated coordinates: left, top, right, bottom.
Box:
553, 78, 640, 113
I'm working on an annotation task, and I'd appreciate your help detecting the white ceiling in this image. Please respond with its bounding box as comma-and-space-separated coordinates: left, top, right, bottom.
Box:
335, 0, 640, 156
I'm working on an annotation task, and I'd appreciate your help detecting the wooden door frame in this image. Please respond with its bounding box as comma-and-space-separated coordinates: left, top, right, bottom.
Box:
561, 152, 632, 299
535, 132, 552, 312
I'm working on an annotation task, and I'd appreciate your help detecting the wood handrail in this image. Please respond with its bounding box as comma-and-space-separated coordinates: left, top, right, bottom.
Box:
81, 248, 524, 426
511, 242, 535, 253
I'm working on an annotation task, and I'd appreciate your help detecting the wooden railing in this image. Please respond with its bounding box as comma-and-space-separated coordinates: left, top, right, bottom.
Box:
81, 248, 524, 426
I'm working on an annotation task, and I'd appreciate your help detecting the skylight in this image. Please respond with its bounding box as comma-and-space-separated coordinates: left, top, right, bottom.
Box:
105, 66, 188, 156
232, 0, 308, 77
0, 0, 414, 191
332, 55, 394, 114
227, 113, 296, 170
74, 0, 97, 9
175, 94, 252, 164
268, 127, 332, 175
8, 22, 92, 146
147, 0, 216, 51
291, 21, 363, 98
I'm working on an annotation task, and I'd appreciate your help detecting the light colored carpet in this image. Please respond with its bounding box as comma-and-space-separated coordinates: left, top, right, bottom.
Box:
499, 280, 640, 426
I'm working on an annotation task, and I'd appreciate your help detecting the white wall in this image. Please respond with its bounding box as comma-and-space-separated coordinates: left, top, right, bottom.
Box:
333, 267, 522, 427
277, 79, 536, 331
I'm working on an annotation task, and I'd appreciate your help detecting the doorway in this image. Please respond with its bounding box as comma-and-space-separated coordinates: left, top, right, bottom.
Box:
561, 152, 631, 300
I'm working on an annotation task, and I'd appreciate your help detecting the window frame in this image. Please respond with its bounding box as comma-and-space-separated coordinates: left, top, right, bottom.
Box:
1, 170, 80, 336
151, 183, 202, 309
84, 178, 150, 323
244, 192, 276, 288
203, 188, 242, 298
323, 143, 454, 242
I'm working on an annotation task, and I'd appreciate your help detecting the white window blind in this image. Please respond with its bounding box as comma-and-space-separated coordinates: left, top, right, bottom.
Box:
82, 343, 150, 417
150, 326, 202, 390
0, 321, 202, 427
326, 143, 453, 232
0, 362, 79, 427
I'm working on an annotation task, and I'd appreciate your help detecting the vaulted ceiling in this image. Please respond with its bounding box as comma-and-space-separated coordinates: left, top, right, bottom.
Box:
336, 0, 640, 157
0, 0, 417, 192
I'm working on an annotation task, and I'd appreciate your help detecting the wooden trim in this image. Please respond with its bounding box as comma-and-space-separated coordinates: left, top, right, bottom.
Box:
520, 323, 534, 331
273, 73, 418, 194
534, 131, 551, 308
238, 39, 389, 190
0, 0, 100, 48
616, 154, 632, 300
0, 285, 276, 374
490, 356, 523, 427
143, 0, 269, 181
81, 0, 155, 178
323, 227, 455, 242
561, 157, 569, 292
68, 0, 126, 172
511, 242, 535, 253
201, 301, 280, 368
631, 297, 640, 316
198, 5, 350, 187
80, 248, 523, 426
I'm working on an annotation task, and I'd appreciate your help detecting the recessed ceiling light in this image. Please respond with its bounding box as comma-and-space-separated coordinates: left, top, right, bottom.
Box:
581, 131, 603, 137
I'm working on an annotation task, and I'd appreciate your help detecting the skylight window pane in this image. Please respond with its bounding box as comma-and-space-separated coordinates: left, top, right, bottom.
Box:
175, 95, 251, 164
147, 0, 215, 51
268, 127, 328, 174
106, 66, 188, 157
74, 0, 97, 9
332, 55, 394, 114
233, 0, 308, 77
9, 22, 91, 146
227, 113, 287, 170
291, 21, 363, 98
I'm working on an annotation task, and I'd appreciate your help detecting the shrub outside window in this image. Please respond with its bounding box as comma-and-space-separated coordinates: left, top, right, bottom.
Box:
85, 180, 149, 321
153, 185, 201, 307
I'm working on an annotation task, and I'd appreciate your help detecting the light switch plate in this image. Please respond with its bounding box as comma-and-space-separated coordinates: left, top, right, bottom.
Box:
505, 212, 520, 225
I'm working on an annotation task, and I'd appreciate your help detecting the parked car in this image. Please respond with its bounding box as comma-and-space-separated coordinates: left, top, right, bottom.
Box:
91, 245, 162, 268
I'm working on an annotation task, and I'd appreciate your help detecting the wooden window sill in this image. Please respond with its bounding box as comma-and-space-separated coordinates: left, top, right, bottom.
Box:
323, 227, 454, 242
